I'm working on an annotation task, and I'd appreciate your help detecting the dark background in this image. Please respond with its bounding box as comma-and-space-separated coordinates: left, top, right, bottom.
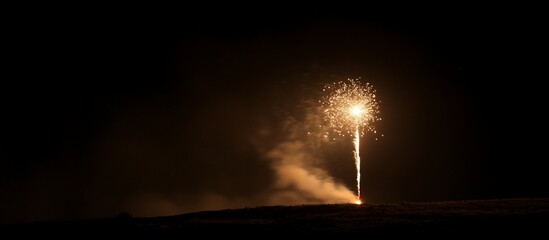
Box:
2, 8, 547, 223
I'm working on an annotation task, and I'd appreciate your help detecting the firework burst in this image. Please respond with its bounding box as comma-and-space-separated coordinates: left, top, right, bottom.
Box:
321, 78, 380, 202
322, 78, 380, 138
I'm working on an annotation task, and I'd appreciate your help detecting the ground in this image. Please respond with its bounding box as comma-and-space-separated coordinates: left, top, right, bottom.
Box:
5, 198, 548, 236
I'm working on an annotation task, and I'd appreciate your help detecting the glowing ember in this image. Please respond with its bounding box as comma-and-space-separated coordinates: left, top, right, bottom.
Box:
322, 78, 380, 203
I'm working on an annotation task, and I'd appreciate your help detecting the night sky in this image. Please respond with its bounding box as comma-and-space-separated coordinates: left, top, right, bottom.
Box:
2, 9, 547, 223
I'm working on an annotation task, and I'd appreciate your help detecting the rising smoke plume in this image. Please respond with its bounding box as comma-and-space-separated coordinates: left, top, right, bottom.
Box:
263, 105, 356, 205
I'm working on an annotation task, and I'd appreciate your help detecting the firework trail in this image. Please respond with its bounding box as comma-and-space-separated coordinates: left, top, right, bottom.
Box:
321, 78, 380, 203
353, 127, 361, 200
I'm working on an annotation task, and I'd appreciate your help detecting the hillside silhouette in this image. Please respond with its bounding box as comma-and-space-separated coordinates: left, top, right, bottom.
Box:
4, 198, 548, 236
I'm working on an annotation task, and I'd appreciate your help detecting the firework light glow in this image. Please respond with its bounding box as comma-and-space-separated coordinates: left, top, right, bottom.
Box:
321, 78, 380, 204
